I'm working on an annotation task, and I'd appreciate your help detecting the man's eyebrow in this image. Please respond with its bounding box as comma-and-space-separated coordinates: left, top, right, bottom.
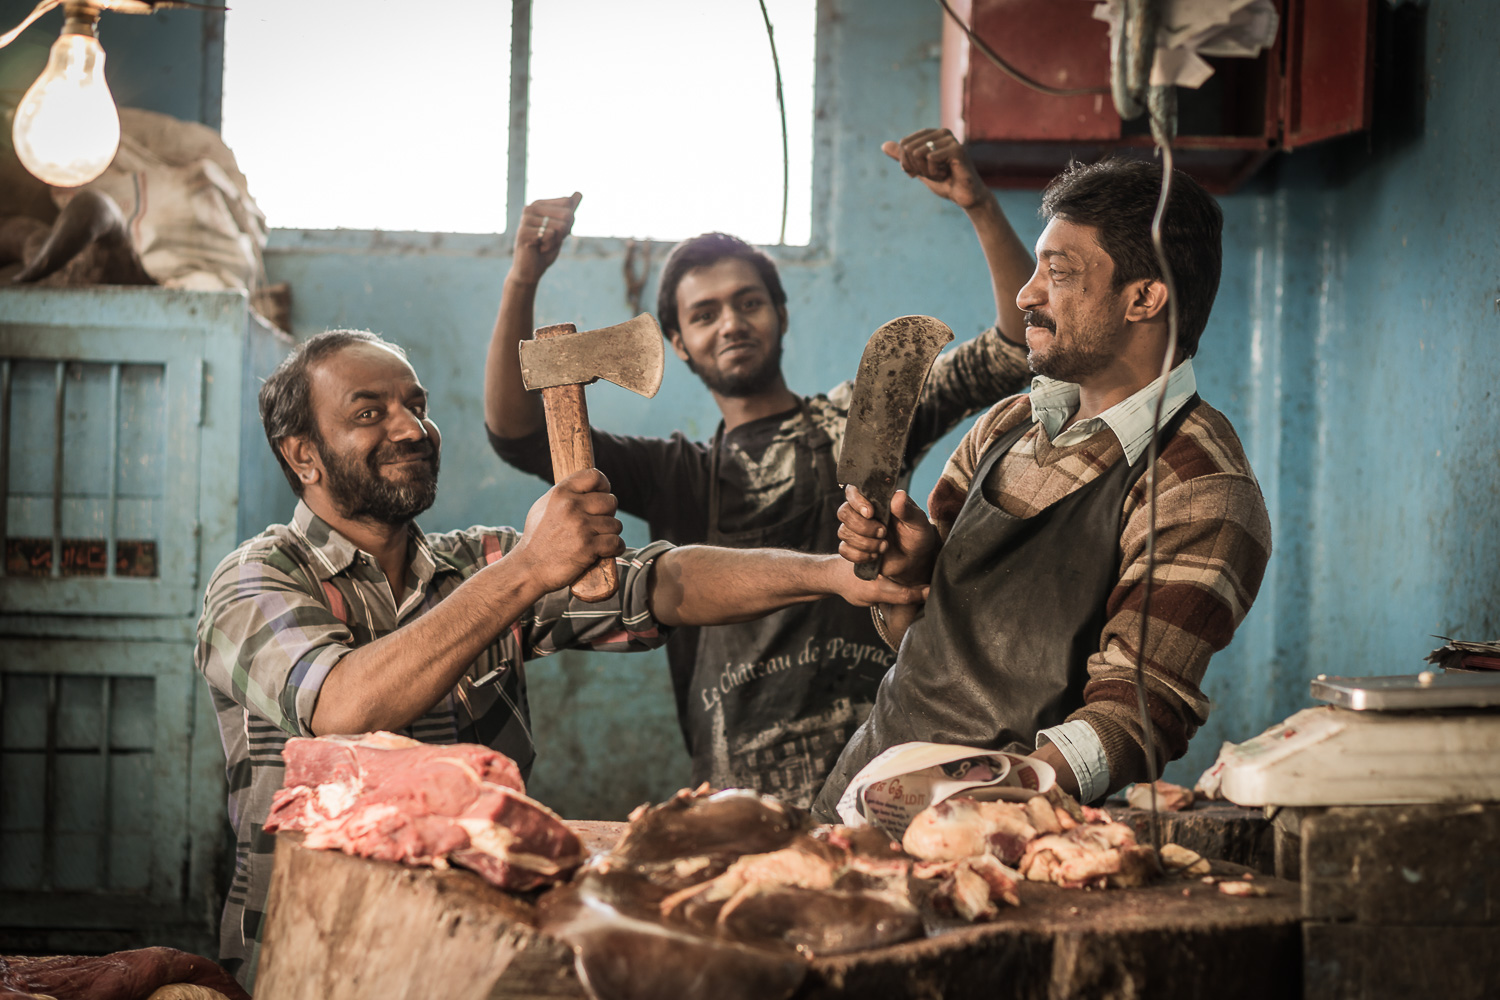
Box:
346, 384, 425, 405
687, 285, 762, 311
1038, 249, 1082, 263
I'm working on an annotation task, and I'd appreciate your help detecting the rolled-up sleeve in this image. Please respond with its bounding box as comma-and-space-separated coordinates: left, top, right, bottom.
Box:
520, 540, 676, 657
195, 553, 352, 736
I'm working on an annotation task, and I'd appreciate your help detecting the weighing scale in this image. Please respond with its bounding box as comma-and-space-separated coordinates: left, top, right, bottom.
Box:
1200, 671, 1500, 807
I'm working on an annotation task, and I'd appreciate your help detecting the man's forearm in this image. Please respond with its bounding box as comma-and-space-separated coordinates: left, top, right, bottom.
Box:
650, 546, 843, 627
964, 196, 1032, 346
309, 559, 549, 736
484, 274, 547, 438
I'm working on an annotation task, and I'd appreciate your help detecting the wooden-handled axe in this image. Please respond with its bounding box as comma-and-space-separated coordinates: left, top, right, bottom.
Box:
837, 315, 954, 580
518, 313, 665, 602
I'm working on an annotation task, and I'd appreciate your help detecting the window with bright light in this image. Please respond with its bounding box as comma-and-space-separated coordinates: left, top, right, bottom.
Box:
220, 1, 817, 244
221, 1, 514, 234
526, 0, 816, 246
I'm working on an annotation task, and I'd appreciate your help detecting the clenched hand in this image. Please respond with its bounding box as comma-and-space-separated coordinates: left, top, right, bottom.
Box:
511, 192, 582, 284
511, 469, 624, 593
883, 127, 989, 211
837, 485, 940, 587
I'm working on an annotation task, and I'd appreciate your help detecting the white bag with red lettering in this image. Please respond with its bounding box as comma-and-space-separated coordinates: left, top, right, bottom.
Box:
837, 742, 1056, 840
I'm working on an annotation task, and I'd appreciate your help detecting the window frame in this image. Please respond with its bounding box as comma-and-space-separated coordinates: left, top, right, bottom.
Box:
258, 0, 832, 262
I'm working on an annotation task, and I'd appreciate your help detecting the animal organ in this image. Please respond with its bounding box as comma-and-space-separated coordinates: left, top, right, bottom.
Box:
543, 786, 926, 1000
902, 791, 1159, 891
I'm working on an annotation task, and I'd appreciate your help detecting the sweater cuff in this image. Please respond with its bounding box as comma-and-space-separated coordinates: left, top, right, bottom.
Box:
1036, 720, 1110, 804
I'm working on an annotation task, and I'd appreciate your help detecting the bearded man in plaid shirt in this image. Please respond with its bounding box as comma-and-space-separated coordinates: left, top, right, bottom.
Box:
195, 330, 922, 987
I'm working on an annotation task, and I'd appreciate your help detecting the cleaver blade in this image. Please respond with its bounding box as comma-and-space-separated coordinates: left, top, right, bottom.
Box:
836, 315, 954, 580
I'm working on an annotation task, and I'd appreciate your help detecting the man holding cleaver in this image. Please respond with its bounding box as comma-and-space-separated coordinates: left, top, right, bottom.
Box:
485, 128, 1036, 808
816, 158, 1273, 820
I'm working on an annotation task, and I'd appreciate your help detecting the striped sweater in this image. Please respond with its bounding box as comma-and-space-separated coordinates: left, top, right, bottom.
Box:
926, 393, 1271, 791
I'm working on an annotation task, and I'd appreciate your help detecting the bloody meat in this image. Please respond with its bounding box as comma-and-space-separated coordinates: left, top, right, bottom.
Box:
265, 732, 581, 891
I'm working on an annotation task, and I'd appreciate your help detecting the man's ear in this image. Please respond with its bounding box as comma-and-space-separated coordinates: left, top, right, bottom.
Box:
667, 330, 691, 363
1124, 279, 1168, 324
776, 304, 789, 337
280, 435, 322, 489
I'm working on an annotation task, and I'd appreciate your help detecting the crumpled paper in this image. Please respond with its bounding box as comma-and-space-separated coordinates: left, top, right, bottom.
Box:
1091, 0, 1280, 89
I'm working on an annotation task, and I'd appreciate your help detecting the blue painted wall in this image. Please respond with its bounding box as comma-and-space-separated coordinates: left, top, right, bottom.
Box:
11, 0, 1495, 816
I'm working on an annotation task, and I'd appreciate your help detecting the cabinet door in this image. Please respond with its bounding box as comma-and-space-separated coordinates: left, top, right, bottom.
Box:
0, 638, 218, 940
1, 325, 204, 617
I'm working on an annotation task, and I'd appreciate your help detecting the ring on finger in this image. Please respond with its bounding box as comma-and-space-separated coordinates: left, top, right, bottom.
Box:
925, 139, 937, 152
538, 217, 550, 236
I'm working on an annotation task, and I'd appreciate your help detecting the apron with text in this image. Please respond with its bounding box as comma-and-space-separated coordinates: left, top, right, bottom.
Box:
689, 402, 894, 808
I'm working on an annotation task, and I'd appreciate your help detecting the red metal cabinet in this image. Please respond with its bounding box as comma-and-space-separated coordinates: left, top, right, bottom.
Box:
941, 0, 1374, 192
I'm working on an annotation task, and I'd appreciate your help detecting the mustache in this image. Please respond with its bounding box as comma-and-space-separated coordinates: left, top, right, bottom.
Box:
1024, 310, 1056, 332
374, 440, 436, 465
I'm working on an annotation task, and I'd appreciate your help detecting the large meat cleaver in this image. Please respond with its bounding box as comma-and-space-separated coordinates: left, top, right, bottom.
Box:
837, 315, 954, 580
518, 314, 665, 602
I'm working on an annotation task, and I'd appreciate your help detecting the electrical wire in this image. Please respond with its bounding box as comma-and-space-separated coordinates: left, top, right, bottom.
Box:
1132, 93, 1180, 856
757, 0, 791, 246
0, 1, 59, 50
934, 0, 1109, 99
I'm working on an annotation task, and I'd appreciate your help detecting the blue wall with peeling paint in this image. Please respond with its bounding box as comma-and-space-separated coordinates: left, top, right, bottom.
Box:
12, 0, 1495, 817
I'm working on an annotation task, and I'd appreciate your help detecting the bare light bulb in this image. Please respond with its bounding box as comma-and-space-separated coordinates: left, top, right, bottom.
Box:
12, 30, 121, 187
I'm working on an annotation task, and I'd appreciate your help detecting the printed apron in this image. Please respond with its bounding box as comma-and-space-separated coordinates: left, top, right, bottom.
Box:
688, 402, 894, 808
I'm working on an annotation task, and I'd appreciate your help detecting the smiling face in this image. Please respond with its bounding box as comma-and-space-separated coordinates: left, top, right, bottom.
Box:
669, 257, 789, 399
299, 341, 442, 525
1016, 217, 1134, 383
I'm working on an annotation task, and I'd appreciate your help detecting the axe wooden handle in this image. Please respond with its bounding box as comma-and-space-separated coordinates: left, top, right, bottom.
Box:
539, 381, 618, 602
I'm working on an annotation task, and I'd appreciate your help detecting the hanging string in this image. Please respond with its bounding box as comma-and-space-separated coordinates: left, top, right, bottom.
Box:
757, 0, 791, 246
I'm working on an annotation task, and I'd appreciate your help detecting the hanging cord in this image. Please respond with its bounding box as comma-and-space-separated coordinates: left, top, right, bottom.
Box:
934, 0, 1109, 99
0, 1, 58, 49
1131, 84, 1180, 856
1, 0, 227, 50
757, 0, 790, 246
1104, 0, 1175, 856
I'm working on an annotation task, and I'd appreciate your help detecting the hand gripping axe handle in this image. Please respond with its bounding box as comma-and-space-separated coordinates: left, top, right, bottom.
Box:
518, 314, 665, 602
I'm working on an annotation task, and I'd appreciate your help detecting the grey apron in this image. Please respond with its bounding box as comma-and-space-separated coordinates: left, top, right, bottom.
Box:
688, 402, 893, 808
813, 398, 1200, 819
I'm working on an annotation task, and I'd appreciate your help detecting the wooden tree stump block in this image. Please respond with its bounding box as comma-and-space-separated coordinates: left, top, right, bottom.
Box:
255, 827, 1303, 1000
1107, 801, 1276, 875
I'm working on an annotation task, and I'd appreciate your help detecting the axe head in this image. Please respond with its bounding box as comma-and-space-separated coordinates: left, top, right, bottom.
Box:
518, 313, 665, 397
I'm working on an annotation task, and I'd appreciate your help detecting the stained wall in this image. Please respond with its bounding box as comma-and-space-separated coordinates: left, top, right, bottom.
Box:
6, 0, 1494, 816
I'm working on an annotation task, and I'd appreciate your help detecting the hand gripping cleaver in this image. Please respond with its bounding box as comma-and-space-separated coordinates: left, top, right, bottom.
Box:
836, 315, 954, 580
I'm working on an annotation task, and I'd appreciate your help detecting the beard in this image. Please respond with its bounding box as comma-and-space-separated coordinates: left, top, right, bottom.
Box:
685, 337, 784, 398
316, 434, 440, 526
1024, 309, 1117, 383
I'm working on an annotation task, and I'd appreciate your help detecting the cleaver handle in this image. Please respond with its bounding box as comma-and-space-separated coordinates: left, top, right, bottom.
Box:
853, 488, 891, 581
538, 381, 619, 604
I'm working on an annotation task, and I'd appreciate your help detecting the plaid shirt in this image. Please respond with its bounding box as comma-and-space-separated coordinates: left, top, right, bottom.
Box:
194, 501, 671, 986
926, 383, 1271, 794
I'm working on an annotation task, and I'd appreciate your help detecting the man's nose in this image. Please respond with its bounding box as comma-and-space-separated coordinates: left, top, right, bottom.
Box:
718, 306, 750, 335
389, 405, 428, 440
1017, 270, 1046, 312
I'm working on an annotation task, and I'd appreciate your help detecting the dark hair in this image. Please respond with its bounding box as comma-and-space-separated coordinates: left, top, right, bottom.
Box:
1040, 157, 1223, 358
259, 329, 406, 495
655, 232, 787, 338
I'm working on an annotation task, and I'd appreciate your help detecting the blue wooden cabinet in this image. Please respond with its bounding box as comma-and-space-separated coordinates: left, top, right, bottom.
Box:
0, 287, 292, 956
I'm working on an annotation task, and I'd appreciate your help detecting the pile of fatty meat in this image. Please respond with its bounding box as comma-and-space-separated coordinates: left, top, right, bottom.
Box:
265, 731, 583, 891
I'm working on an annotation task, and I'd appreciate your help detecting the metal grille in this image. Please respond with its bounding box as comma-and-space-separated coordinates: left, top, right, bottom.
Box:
0, 359, 165, 579
0, 671, 157, 893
